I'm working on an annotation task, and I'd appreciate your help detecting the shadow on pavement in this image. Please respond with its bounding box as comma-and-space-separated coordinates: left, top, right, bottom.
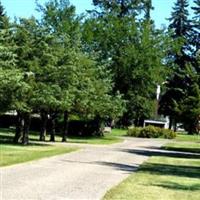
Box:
122, 147, 200, 159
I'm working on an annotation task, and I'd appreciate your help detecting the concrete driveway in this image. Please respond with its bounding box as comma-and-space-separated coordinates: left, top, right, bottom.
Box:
0, 138, 166, 200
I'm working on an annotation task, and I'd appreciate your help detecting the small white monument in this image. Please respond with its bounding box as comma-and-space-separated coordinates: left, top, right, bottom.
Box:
143, 84, 169, 129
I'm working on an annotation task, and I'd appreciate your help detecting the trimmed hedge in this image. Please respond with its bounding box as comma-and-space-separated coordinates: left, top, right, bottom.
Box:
127, 125, 176, 139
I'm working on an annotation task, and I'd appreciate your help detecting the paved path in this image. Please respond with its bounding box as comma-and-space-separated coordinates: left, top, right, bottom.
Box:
0, 138, 167, 200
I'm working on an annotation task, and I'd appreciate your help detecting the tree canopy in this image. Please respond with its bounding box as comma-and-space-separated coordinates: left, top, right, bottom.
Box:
0, 0, 199, 144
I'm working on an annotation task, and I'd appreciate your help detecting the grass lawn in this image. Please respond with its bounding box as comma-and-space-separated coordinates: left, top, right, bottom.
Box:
67, 128, 127, 145
0, 128, 125, 145
0, 144, 78, 167
163, 142, 200, 153
103, 134, 200, 200
175, 133, 200, 143
0, 128, 126, 167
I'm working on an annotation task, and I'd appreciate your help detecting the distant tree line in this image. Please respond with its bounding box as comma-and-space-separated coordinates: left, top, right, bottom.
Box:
0, 0, 199, 144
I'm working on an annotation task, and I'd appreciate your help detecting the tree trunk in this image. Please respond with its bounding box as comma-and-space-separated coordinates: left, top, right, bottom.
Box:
62, 111, 69, 142
22, 113, 31, 145
50, 113, 56, 142
13, 111, 23, 143
169, 116, 172, 130
173, 119, 177, 132
40, 110, 48, 141
96, 116, 104, 137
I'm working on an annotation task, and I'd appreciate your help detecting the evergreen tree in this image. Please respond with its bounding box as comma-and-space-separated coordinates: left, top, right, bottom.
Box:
36, 0, 125, 139
169, 0, 190, 37
160, 0, 199, 133
0, 1, 9, 29
192, 0, 200, 20
92, 0, 146, 17
191, 0, 200, 53
0, 29, 20, 112
0, 1, 5, 18
12, 18, 38, 144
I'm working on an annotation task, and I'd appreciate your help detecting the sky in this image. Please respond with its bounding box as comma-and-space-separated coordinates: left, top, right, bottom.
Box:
1, 0, 195, 28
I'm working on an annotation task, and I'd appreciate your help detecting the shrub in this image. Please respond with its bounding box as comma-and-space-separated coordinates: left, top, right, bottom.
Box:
127, 126, 142, 137
160, 128, 177, 139
140, 126, 162, 138
127, 125, 176, 139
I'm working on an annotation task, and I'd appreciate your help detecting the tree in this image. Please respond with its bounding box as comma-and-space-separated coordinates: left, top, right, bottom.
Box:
159, 0, 200, 133
0, 19, 32, 144
70, 54, 125, 134
92, 0, 151, 18
192, 0, 200, 20
0, 1, 9, 29
178, 83, 200, 134
83, 1, 168, 126
37, 0, 125, 138
35, 0, 81, 142
191, 0, 200, 54
11, 18, 39, 144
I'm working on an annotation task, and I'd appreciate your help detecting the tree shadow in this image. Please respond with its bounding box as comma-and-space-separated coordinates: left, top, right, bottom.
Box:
95, 161, 139, 172
151, 181, 200, 191
122, 148, 200, 159
162, 146, 200, 154
60, 159, 138, 173
0, 131, 50, 147
0, 134, 13, 143
138, 162, 200, 178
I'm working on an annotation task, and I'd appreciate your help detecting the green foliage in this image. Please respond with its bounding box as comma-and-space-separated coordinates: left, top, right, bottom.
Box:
0, 1, 9, 29
160, 128, 177, 139
159, 0, 200, 134
83, 5, 169, 125
169, 0, 190, 38
192, 0, 200, 20
92, 0, 152, 18
2, 0, 199, 142
127, 126, 142, 137
127, 126, 176, 139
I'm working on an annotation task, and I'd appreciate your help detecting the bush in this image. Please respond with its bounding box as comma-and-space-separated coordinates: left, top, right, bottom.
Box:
140, 126, 162, 138
160, 128, 177, 139
127, 126, 142, 137
127, 125, 176, 139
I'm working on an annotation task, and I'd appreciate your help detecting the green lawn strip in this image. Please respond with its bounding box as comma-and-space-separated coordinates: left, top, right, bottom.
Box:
29, 131, 124, 145
175, 133, 200, 143
110, 129, 127, 137
68, 135, 123, 145
103, 142, 200, 200
0, 144, 78, 167
66, 129, 126, 144
0, 128, 125, 145
0, 128, 126, 167
163, 142, 200, 153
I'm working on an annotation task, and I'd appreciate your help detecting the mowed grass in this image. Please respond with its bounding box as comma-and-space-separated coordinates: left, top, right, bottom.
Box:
175, 133, 200, 143
103, 134, 200, 200
0, 128, 125, 145
163, 142, 200, 153
0, 144, 78, 167
0, 128, 126, 167
66, 128, 126, 144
